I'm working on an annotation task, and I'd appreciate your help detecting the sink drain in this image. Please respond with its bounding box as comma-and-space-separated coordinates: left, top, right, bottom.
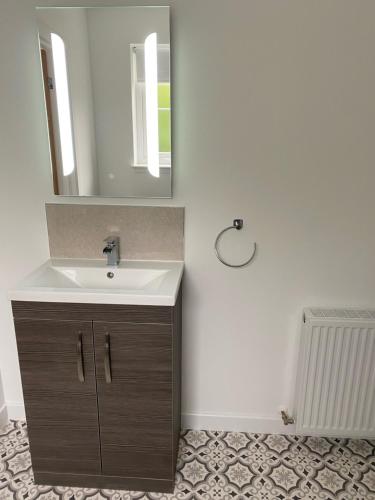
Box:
107, 272, 114, 279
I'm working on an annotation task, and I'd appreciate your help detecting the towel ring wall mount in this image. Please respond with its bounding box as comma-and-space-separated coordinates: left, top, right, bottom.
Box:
214, 219, 257, 268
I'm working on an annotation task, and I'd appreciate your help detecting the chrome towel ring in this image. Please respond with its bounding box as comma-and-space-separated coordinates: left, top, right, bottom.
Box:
214, 219, 257, 268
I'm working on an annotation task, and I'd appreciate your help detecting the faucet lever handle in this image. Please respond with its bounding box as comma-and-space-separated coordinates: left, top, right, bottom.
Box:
103, 236, 120, 266
104, 235, 119, 246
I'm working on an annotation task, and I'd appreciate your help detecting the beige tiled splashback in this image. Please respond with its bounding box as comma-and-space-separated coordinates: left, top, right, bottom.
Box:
45, 204, 184, 261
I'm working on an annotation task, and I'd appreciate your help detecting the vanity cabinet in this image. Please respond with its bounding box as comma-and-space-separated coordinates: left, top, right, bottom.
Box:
11, 288, 181, 493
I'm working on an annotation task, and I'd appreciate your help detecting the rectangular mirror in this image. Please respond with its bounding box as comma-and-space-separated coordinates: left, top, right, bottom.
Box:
36, 6, 171, 198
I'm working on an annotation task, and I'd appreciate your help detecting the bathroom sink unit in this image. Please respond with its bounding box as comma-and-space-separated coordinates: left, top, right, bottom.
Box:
9, 259, 183, 306
9, 259, 183, 493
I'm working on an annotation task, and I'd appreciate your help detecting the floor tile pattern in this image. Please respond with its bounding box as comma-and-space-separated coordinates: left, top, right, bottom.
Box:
0, 420, 374, 499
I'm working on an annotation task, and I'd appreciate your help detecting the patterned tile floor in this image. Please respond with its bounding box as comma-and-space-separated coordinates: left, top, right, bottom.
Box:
0, 421, 374, 500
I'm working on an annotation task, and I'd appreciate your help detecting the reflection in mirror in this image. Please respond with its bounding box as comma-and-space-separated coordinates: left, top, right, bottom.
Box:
36, 7, 171, 198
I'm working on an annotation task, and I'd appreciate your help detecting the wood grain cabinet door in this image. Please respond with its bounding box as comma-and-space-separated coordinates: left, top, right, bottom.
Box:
14, 319, 101, 475
93, 322, 174, 480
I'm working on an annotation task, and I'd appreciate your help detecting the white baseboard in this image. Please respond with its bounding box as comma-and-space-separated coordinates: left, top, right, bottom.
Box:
182, 412, 296, 435
0, 404, 8, 428
6, 401, 25, 420
5, 402, 296, 435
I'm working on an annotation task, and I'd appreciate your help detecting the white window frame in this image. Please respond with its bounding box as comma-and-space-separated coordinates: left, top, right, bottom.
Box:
130, 43, 171, 168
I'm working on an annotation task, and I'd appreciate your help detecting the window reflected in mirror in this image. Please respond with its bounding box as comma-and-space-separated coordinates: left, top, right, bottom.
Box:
131, 42, 171, 173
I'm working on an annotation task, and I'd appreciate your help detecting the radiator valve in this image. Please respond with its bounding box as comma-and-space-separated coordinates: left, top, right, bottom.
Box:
281, 410, 295, 425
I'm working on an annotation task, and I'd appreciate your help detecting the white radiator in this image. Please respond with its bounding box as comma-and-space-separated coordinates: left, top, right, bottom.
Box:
296, 308, 375, 438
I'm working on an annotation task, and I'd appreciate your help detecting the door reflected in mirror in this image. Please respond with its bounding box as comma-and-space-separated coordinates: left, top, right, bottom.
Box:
36, 6, 171, 198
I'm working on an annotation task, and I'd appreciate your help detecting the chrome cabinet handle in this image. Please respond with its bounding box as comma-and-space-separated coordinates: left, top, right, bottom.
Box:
77, 332, 85, 383
104, 333, 112, 383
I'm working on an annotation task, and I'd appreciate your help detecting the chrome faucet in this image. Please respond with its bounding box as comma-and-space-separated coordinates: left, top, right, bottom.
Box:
103, 236, 120, 266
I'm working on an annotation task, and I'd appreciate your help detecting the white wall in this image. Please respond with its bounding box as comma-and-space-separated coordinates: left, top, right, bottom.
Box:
1, 0, 375, 433
0, 0, 51, 415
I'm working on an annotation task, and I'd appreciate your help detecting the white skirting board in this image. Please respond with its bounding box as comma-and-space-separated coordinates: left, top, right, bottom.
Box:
7, 402, 295, 434
0, 404, 9, 428
5, 402, 25, 421
182, 412, 296, 435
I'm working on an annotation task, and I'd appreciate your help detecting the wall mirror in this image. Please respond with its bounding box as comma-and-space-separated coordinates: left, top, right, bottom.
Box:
36, 6, 171, 198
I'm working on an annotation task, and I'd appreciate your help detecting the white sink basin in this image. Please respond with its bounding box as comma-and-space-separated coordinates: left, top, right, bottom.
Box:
9, 259, 184, 306
44, 266, 168, 290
